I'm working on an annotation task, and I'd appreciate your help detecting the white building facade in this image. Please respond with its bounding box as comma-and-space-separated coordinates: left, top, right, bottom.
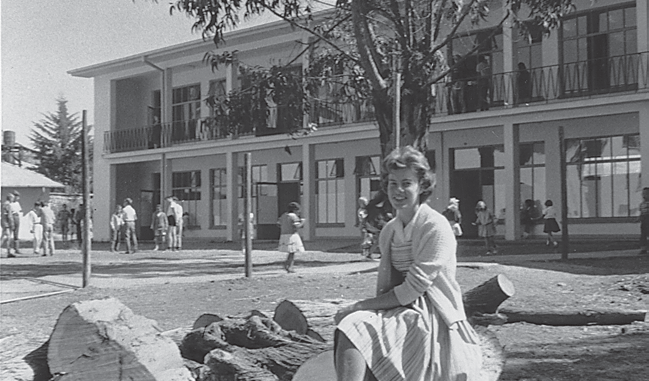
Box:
72, 0, 649, 242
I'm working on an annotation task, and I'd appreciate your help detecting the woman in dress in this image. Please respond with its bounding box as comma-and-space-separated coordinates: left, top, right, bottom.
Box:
334, 146, 482, 381
277, 202, 305, 273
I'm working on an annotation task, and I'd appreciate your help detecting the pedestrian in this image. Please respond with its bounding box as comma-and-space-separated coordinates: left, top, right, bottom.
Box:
57, 204, 71, 243
334, 146, 482, 381
38, 201, 56, 256
2, 193, 15, 257
474, 200, 498, 254
520, 199, 536, 239
74, 206, 84, 247
121, 198, 138, 254
151, 204, 168, 251
277, 202, 305, 273
166, 196, 183, 251
541, 199, 560, 248
639, 187, 649, 254
10, 191, 23, 254
69, 208, 76, 242
26, 202, 42, 255
110, 205, 124, 252
355, 197, 376, 259
182, 212, 189, 238
442, 197, 463, 237
476, 55, 491, 111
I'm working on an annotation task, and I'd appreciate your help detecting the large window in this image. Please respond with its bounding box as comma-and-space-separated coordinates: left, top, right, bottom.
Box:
210, 168, 228, 227
316, 159, 345, 224
561, 4, 637, 93
172, 84, 201, 142
237, 165, 268, 225
355, 156, 381, 202
519, 142, 546, 218
172, 170, 201, 227
566, 135, 641, 219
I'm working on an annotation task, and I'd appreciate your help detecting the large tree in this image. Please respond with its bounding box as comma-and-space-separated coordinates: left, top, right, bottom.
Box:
160, 0, 575, 157
30, 97, 89, 192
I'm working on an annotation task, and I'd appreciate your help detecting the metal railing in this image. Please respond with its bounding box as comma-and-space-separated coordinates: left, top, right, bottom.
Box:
104, 52, 648, 153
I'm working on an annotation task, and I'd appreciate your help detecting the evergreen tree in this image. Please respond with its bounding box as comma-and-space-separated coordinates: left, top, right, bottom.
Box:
29, 97, 86, 192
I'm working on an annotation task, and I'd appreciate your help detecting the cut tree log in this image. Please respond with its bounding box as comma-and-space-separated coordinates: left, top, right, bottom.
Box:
500, 308, 647, 326
47, 297, 193, 381
463, 274, 516, 316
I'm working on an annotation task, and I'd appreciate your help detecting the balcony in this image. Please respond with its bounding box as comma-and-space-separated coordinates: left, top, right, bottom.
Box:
104, 52, 648, 153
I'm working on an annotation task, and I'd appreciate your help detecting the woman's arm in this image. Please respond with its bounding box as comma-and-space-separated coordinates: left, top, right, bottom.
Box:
334, 290, 401, 324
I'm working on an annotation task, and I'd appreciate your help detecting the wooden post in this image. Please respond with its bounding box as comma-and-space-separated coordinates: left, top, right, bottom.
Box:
392, 51, 401, 148
244, 153, 253, 278
558, 126, 569, 260
82, 110, 91, 287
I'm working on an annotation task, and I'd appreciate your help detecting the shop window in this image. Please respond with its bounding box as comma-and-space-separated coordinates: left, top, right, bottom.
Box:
355, 156, 381, 203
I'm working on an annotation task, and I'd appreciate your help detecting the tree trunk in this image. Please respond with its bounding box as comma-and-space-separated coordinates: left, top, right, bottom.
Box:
463, 274, 516, 316
500, 308, 647, 326
47, 297, 192, 381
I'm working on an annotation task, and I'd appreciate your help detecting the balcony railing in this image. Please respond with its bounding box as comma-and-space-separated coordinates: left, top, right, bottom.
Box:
105, 52, 648, 153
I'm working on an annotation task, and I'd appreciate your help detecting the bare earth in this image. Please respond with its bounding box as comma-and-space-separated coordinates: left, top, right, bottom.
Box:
1, 246, 648, 381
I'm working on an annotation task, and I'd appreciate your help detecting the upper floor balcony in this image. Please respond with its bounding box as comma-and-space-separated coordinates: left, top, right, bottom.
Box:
104, 52, 649, 154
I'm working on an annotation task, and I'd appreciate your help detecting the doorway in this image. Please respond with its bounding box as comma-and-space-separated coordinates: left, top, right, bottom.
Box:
139, 190, 155, 240
451, 170, 481, 237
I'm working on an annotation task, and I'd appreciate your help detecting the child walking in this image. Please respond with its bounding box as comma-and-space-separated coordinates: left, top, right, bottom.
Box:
474, 200, 498, 254
277, 202, 305, 273
151, 204, 168, 251
541, 199, 560, 248
638, 188, 649, 254
109, 205, 124, 252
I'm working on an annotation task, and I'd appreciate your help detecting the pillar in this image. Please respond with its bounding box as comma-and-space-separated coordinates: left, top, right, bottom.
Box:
428, 131, 446, 211
302, 142, 316, 240
504, 122, 520, 240
640, 107, 649, 188
502, 0, 514, 107
162, 69, 173, 125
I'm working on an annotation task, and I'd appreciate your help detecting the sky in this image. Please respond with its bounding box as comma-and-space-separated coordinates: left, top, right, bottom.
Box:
2, 0, 200, 147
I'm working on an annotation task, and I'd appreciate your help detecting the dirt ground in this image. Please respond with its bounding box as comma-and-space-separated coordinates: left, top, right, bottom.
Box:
1, 248, 648, 381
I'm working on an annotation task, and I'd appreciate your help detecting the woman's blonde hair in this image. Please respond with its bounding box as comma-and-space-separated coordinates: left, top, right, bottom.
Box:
382, 146, 435, 203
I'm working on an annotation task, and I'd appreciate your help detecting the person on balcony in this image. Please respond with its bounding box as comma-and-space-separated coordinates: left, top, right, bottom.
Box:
516, 62, 532, 105
449, 55, 468, 115
476, 55, 491, 111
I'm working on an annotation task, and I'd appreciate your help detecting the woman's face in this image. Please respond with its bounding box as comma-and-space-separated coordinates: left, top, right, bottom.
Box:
387, 167, 421, 216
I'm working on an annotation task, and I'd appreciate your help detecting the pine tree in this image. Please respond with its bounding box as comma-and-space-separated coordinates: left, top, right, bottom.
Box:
29, 97, 85, 192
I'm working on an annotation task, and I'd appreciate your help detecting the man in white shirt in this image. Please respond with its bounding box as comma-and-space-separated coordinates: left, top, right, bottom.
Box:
166, 196, 183, 251
26, 202, 42, 255
10, 191, 23, 254
121, 198, 138, 254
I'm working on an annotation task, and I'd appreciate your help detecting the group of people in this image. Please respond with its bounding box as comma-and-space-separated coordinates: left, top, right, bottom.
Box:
109, 196, 186, 254
2, 191, 89, 257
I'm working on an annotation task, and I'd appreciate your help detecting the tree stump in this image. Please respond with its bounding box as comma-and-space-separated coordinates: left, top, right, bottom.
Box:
47, 297, 193, 381
463, 274, 516, 316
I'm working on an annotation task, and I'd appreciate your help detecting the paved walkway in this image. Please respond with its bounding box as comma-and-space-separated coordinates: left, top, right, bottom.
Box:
0, 238, 644, 303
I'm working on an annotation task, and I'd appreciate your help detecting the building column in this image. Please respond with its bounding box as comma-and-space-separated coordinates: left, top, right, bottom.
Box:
226, 151, 239, 241
545, 126, 563, 220
302, 142, 316, 240
428, 131, 446, 211
502, 0, 514, 107
504, 122, 520, 241
162, 68, 173, 125
640, 107, 649, 188
638, 0, 649, 53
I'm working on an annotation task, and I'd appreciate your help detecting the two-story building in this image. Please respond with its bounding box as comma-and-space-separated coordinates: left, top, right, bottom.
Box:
71, 0, 649, 243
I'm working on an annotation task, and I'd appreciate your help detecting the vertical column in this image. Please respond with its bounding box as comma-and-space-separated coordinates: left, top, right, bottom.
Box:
504, 122, 520, 240
502, 0, 514, 107
162, 68, 173, 124
95, 77, 114, 242
545, 126, 563, 220
226, 151, 239, 241
638, 0, 649, 53
302, 142, 316, 240
302, 35, 311, 129
428, 131, 446, 210
225, 53, 239, 93
640, 107, 649, 187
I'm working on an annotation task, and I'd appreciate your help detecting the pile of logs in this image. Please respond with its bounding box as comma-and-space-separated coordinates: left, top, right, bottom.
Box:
30, 274, 646, 380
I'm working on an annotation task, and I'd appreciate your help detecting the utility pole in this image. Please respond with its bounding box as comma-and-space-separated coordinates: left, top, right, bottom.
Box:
82, 110, 91, 287
392, 51, 402, 148
244, 153, 253, 277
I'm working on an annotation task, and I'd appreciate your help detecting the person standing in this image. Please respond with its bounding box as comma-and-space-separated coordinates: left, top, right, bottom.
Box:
476, 55, 491, 111
110, 205, 124, 252
442, 197, 463, 237
57, 204, 71, 243
166, 196, 183, 251
151, 204, 168, 251
38, 201, 56, 256
520, 199, 536, 239
639, 188, 649, 254
74, 206, 84, 247
26, 203, 43, 255
2, 194, 15, 257
277, 202, 305, 273
121, 198, 138, 254
541, 199, 561, 248
474, 200, 498, 255
10, 191, 23, 254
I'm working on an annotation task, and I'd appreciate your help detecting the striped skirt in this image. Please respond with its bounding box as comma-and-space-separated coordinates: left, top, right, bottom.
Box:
337, 293, 482, 380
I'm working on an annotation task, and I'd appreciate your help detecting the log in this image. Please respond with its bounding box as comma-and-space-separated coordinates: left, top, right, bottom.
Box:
463, 274, 516, 316
180, 315, 330, 381
273, 299, 353, 343
500, 308, 647, 326
48, 297, 193, 381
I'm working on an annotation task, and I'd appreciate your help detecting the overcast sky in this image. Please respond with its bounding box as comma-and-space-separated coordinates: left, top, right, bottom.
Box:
2, 0, 199, 146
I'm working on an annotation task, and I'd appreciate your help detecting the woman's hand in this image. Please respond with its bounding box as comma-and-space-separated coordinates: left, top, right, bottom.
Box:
334, 304, 358, 325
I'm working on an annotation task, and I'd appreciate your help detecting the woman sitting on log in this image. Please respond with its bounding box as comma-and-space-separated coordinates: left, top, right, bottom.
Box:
334, 146, 482, 381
